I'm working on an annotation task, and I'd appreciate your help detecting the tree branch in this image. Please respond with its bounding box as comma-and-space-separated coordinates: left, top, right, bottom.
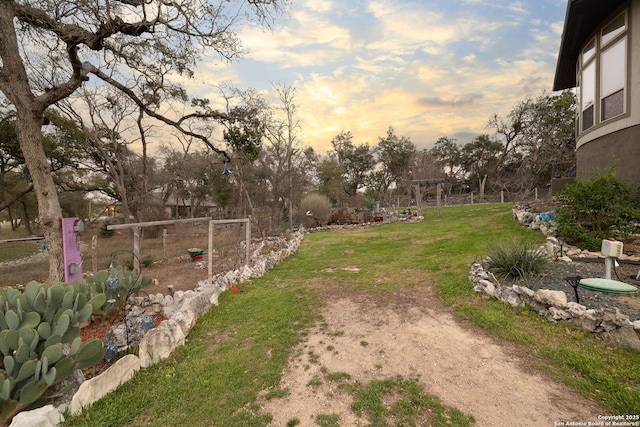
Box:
0, 184, 34, 212
85, 63, 231, 162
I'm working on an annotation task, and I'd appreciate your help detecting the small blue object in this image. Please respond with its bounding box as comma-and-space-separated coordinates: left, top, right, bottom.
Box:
222, 167, 231, 176
106, 271, 120, 289
106, 256, 120, 289
141, 315, 154, 331
105, 343, 118, 361
538, 211, 556, 222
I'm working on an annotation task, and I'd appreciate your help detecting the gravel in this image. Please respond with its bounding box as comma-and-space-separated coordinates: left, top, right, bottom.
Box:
510, 258, 640, 322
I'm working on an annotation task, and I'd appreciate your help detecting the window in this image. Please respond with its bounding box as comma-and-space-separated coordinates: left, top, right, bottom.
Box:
582, 39, 595, 64
601, 13, 625, 46
581, 62, 595, 131
576, 11, 627, 133
600, 37, 625, 120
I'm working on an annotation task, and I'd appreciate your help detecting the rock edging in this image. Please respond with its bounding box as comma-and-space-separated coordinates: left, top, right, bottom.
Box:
470, 204, 640, 352
469, 261, 640, 352
9, 230, 305, 427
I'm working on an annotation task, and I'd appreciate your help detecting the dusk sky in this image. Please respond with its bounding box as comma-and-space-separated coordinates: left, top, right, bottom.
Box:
191, 0, 569, 154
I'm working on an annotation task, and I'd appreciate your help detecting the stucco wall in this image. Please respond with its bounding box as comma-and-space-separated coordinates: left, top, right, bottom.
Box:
577, 124, 640, 184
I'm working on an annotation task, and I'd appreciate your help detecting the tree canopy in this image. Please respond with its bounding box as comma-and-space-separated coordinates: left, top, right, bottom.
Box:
0, 0, 283, 282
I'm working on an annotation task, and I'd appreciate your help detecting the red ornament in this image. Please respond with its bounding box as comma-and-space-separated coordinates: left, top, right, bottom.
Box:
231, 285, 239, 293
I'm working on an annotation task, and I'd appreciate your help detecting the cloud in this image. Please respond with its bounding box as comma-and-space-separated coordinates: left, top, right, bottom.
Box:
416, 94, 484, 108
183, 0, 568, 154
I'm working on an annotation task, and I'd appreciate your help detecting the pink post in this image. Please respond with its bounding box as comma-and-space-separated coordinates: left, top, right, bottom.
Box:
62, 217, 84, 284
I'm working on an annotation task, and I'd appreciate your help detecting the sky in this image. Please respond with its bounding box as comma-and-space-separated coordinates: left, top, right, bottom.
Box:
188, 0, 569, 155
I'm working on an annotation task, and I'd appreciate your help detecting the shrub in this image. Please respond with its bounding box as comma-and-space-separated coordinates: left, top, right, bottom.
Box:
299, 193, 332, 228
485, 238, 549, 280
555, 169, 640, 251
99, 221, 115, 238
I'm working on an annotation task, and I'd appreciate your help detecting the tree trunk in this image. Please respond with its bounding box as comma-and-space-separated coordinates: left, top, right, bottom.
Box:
19, 200, 33, 235
479, 174, 487, 203
16, 112, 64, 283
8, 206, 15, 231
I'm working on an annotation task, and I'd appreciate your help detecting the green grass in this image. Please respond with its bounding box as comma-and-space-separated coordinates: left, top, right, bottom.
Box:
57, 203, 640, 426
350, 376, 474, 427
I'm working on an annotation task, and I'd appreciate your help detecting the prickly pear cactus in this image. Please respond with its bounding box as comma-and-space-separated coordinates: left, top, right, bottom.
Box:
83, 265, 152, 321
0, 281, 105, 426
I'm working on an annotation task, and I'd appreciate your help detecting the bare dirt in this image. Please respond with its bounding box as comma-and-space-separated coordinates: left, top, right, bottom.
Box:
142, 255, 210, 294
130, 247, 620, 426
262, 288, 604, 426
256, 285, 606, 426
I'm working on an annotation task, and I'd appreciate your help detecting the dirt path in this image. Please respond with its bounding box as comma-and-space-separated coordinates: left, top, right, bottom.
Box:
258, 286, 605, 426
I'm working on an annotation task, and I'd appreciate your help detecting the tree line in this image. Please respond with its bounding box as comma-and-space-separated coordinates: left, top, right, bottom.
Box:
1, 88, 576, 233
0, 1, 575, 283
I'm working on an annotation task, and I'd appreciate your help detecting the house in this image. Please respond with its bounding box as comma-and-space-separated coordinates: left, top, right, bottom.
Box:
164, 194, 219, 218
554, 0, 640, 185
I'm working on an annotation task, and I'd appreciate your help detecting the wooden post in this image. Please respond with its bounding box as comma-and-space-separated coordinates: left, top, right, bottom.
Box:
91, 235, 97, 273
133, 226, 141, 276
501, 190, 504, 204
471, 192, 474, 205
436, 183, 442, 216
245, 217, 251, 267
534, 187, 538, 201
163, 229, 168, 260
415, 184, 422, 217
208, 220, 214, 280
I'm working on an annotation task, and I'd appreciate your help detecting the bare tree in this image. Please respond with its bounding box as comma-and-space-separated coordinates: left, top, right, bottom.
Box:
0, 0, 283, 282
263, 84, 304, 231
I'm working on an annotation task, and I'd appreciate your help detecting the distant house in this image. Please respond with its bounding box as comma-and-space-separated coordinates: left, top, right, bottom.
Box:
554, 0, 640, 185
164, 194, 219, 218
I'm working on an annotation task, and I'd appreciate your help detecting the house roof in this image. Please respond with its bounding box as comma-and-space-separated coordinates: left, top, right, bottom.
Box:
165, 194, 217, 208
553, 0, 627, 91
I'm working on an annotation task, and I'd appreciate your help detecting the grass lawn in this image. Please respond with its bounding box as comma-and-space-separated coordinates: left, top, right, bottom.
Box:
61, 204, 640, 426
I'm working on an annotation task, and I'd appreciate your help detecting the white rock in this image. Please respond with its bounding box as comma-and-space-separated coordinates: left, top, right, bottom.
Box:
139, 319, 185, 368
477, 279, 495, 297
566, 302, 587, 317
496, 286, 524, 307
70, 355, 140, 415
512, 285, 535, 298
172, 310, 197, 336
9, 405, 63, 427
210, 292, 219, 306
548, 306, 572, 321
605, 326, 640, 352
572, 310, 599, 331
534, 289, 567, 308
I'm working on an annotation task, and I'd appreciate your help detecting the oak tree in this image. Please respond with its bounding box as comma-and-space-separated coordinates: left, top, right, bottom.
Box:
0, 0, 282, 282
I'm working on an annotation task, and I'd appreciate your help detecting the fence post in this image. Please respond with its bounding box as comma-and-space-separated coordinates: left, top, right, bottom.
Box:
208, 220, 213, 280
133, 226, 141, 276
471, 192, 474, 205
501, 190, 504, 204
436, 183, 442, 216
163, 228, 168, 260
91, 235, 97, 273
245, 218, 251, 267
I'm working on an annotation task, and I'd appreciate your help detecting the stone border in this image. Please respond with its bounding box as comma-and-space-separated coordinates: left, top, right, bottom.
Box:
466, 205, 640, 354
9, 231, 305, 427
469, 261, 640, 352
